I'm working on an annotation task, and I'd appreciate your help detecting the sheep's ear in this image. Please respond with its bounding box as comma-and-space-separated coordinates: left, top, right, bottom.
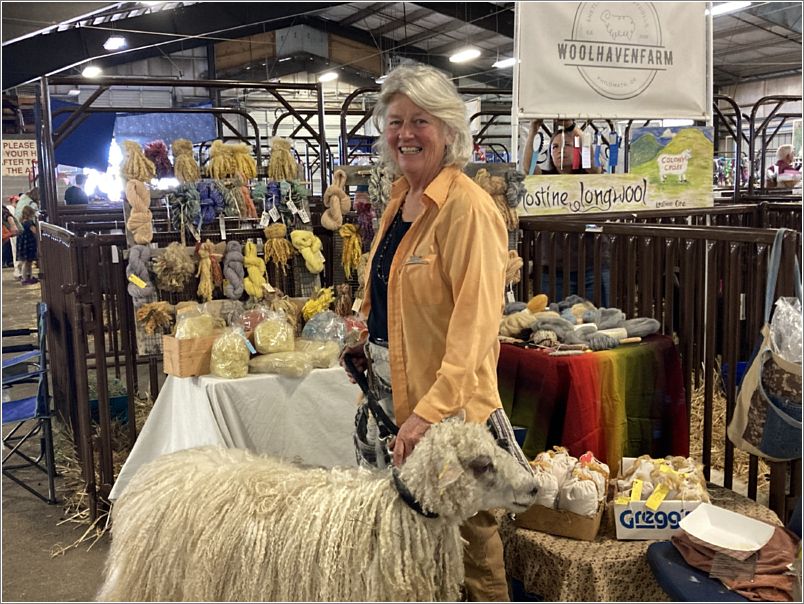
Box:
437, 461, 464, 490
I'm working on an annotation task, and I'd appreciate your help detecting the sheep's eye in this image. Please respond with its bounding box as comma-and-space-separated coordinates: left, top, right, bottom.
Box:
468, 455, 495, 476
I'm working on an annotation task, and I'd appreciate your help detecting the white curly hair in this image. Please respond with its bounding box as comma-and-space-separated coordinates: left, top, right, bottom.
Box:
372, 62, 473, 171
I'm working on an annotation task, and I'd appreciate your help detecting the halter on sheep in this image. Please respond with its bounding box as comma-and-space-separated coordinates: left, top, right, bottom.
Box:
98, 419, 539, 602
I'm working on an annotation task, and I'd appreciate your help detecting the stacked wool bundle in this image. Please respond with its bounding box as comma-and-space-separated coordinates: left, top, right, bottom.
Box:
144, 140, 173, 178
152, 242, 195, 293
529, 447, 609, 516
96, 420, 540, 602
267, 138, 299, 181
616, 455, 709, 503
222, 240, 245, 300
173, 139, 200, 184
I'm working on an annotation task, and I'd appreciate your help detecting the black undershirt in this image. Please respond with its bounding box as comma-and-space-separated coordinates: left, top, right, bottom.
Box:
368, 209, 412, 344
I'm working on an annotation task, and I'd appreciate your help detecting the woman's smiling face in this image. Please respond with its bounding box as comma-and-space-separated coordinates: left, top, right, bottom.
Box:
384, 93, 451, 187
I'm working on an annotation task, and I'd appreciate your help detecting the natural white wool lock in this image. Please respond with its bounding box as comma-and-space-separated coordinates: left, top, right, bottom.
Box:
97, 419, 540, 602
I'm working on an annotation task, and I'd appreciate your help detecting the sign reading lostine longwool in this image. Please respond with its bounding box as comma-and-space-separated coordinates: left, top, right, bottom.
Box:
515, 2, 708, 119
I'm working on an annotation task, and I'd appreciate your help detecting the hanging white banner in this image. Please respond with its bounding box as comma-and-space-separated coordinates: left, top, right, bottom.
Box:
515, 2, 709, 120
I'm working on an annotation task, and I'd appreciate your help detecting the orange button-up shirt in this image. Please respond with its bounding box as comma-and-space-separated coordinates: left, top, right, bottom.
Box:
360, 165, 508, 425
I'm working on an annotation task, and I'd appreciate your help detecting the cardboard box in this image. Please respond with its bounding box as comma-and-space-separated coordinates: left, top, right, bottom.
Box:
514, 500, 605, 541
612, 457, 705, 540
162, 332, 221, 378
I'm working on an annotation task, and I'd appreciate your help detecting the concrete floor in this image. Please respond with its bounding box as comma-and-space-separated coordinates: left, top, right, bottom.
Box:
2, 265, 110, 602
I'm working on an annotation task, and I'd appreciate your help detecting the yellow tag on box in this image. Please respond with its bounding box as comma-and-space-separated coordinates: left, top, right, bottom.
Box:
128, 274, 147, 288
645, 483, 670, 511
631, 479, 643, 502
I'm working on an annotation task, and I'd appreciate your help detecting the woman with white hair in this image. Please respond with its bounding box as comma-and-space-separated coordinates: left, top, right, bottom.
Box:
340, 62, 531, 601
776, 144, 798, 174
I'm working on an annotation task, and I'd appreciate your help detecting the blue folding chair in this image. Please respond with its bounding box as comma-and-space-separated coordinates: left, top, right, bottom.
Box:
647, 497, 802, 601
2, 302, 58, 504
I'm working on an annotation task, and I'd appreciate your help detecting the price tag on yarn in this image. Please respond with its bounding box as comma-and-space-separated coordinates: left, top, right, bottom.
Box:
259, 211, 271, 227
268, 206, 281, 222
506, 289, 515, 304
128, 274, 147, 289
256, 238, 263, 249
645, 483, 670, 511
188, 224, 201, 242
219, 215, 227, 240
615, 496, 629, 506
286, 199, 299, 214
263, 281, 275, 294
352, 297, 363, 314
239, 333, 257, 355
298, 207, 311, 223
111, 245, 120, 264
581, 146, 591, 170
630, 479, 643, 502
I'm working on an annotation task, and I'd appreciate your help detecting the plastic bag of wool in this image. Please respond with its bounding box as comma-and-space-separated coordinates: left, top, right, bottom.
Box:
97, 419, 539, 602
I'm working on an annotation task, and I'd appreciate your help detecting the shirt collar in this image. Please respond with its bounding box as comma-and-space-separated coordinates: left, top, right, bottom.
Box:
390, 165, 461, 210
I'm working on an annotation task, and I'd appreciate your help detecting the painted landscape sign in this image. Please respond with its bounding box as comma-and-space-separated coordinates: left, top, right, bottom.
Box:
517, 126, 714, 216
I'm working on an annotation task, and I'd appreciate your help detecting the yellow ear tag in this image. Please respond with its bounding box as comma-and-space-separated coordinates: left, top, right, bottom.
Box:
645, 483, 670, 511
630, 479, 643, 502
128, 274, 147, 288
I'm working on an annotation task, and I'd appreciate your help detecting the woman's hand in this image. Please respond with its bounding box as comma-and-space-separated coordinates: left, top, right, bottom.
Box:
390, 413, 432, 467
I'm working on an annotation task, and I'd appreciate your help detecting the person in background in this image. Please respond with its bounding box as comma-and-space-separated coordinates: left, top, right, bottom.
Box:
534, 122, 610, 306
65, 173, 89, 205
776, 144, 799, 174
14, 187, 38, 281
340, 63, 533, 602
16, 205, 38, 286
2, 205, 17, 268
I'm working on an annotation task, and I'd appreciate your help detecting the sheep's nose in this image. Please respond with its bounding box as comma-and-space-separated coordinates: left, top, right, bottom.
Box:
529, 485, 539, 497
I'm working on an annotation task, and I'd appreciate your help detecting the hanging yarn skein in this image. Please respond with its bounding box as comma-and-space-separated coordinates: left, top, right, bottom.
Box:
338, 223, 362, 280
222, 239, 245, 300
263, 223, 294, 276
474, 168, 518, 231
267, 138, 299, 181
152, 242, 196, 293
290, 230, 325, 274
368, 162, 393, 221
353, 186, 375, 250
195, 240, 216, 302
125, 179, 154, 245
126, 244, 155, 306
242, 240, 268, 301
302, 286, 335, 321
173, 138, 200, 184
321, 169, 351, 231
167, 184, 201, 236
144, 140, 173, 178
197, 181, 225, 224
121, 140, 156, 182
237, 175, 258, 219
505, 250, 524, 286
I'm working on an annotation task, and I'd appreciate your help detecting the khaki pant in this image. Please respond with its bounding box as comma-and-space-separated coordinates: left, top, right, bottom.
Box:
460, 510, 510, 602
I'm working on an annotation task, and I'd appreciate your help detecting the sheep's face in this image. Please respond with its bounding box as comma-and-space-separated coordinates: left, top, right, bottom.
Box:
398, 419, 539, 522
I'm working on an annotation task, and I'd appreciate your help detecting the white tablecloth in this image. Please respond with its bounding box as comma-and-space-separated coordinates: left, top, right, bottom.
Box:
110, 367, 362, 500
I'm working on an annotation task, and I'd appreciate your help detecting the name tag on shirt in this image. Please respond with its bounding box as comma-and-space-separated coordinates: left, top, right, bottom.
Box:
405, 255, 430, 265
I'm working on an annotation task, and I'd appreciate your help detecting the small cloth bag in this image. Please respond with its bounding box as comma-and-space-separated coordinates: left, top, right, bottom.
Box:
728, 228, 802, 462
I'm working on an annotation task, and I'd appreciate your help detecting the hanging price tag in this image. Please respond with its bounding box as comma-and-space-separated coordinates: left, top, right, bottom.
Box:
256, 238, 263, 249
111, 245, 120, 264
268, 206, 281, 222
128, 274, 147, 289
298, 207, 310, 223
631, 479, 644, 502
263, 281, 275, 294
506, 289, 516, 304
645, 483, 670, 511
286, 199, 299, 214
188, 223, 201, 242
352, 296, 363, 314
219, 215, 227, 240
259, 211, 270, 227
238, 332, 257, 355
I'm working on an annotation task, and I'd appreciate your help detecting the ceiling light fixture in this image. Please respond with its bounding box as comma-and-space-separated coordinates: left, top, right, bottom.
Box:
318, 71, 339, 82
82, 65, 102, 78
706, 1, 752, 16
103, 36, 127, 51
449, 48, 481, 63
493, 57, 517, 69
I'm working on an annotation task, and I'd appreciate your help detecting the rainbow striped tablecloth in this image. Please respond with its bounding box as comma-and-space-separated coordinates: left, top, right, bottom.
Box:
498, 335, 688, 475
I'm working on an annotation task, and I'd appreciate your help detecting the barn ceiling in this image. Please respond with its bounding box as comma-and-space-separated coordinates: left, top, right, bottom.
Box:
1, 1, 801, 92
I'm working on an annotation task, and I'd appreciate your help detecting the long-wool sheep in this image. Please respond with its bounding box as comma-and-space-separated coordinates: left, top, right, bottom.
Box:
97, 419, 539, 602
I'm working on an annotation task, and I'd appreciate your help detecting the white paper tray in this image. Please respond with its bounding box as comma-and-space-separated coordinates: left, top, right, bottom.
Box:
678, 503, 775, 552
